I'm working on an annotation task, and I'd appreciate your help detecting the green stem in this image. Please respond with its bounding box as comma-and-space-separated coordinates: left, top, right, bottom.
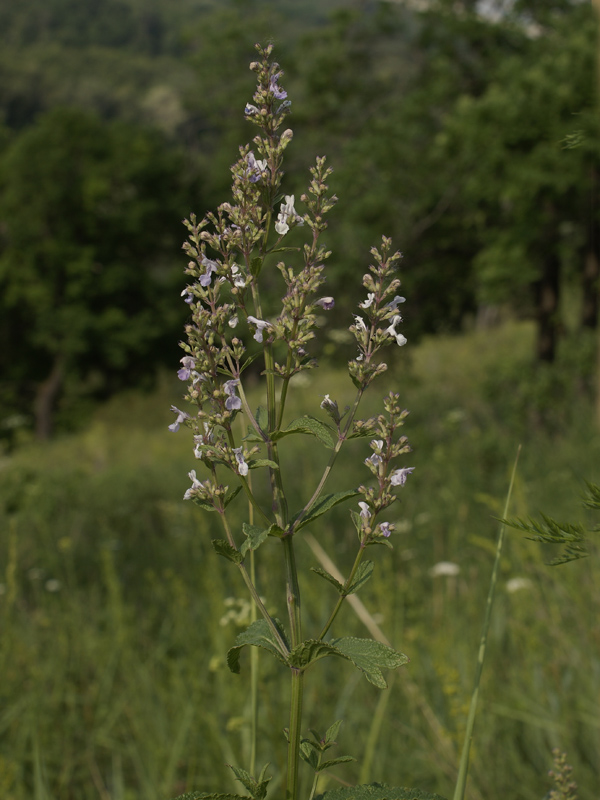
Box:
291, 388, 364, 534
220, 511, 289, 658
452, 445, 521, 800
318, 543, 367, 641
286, 668, 305, 800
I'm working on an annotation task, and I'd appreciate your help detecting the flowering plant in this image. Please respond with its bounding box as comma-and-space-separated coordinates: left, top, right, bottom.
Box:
168, 44, 438, 800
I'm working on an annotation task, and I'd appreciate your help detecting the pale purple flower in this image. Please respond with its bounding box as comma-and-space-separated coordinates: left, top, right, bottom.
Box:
177, 356, 196, 381
360, 293, 376, 309
223, 380, 242, 411
387, 295, 406, 311
169, 406, 190, 432
233, 447, 249, 477
247, 315, 270, 343
199, 256, 218, 287
269, 75, 287, 100
247, 151, 268, 183
245, 103, 260, 116
385, 315, 407, 347
315, 296, 335, 310
365, 453, 383, 468
358, 502, 371, 521
379, 522, 393, 538
181, 288, 194, 304
390, 467, 414, 486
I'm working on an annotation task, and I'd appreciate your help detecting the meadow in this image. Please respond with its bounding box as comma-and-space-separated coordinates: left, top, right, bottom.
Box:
1, 319, 598, 800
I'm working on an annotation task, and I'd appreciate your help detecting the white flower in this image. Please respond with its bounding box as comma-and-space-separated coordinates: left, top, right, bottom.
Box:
353, 315, 367, 332
365, 453, 383, 468
245, 103, 260, 115
183, 469, 204, 500
379, 522, 393, 538
247, 315, 270, 343
385, 315, 407, 346
230, 264, 246, 288
275, 195, 303, 235
370, 439, 384, 452
233, 447, 249, 477
358, 502, 371, 521
315, 296, 335, 310
360, 293, 376, 309
389, 467, 414, 486
228, 315, 239, 328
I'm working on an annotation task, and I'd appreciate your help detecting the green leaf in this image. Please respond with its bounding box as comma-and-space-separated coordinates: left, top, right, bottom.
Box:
241, 523, 270, 556
255, 405, 268, 433
227, 619, 290, 673
318, 755, 355, 772
250, 256, 262, 277
228, 764, 271, 800
299, 742, 320, 770
582, 481, 600, 511
170, 794, 247, 800
248, 458, 279, 470
317, 783, 448, 800
192, 497, 218, 512
310, 566, 344, 594
273, 416, 335, 448
224, 486, 242, 509
287, 637, 408, 687
328, 638, 409, 688
347, 561, 374, 594
324, 719, 343, 746
294, 489, 360, 531
211, 539, 242, 564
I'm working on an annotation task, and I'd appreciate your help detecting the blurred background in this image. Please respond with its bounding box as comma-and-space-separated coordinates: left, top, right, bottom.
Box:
0, 0, 599, 798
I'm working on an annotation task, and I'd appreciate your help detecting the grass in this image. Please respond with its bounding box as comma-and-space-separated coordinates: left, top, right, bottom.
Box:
0, 321, 599, 799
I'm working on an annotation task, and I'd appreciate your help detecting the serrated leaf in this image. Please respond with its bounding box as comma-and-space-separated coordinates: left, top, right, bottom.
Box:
311, 566, 344, 593
227, 619, 290, 673
318, 755, 355, 772
328, 638, 409, 688
241, 523, 270, 556
170, 794, 246, 800
228, 764, 270, 800
317, 783, 448, 800
582, 481, 600, 510
273, 416, 335, 448
299, 743, 320, 770
288, 640, 341, 669
294, 489, 360, 531
211, 539, 242, 563
347, 561, 374, 594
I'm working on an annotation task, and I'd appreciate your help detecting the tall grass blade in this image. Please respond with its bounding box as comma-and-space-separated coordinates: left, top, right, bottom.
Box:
452, 445, 521, 800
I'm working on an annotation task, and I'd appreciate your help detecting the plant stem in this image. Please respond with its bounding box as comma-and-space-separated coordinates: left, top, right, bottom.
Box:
452, 445, 521, 800
286, 668, 304, 800
318, 543, 366, 641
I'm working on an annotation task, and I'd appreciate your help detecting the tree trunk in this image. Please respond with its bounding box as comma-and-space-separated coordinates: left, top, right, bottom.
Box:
534, 249, 561, 363
33, 354, 65, 440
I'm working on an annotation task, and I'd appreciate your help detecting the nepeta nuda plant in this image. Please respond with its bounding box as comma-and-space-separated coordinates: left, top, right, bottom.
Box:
168, 44, 431, 800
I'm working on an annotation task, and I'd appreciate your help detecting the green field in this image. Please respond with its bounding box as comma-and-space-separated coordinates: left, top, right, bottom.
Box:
1, 320, 598, 800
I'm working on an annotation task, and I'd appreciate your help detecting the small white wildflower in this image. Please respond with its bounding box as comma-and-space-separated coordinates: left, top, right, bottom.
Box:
228, 315, 239, 328
389, 467, 414, 486
245, 103, 260, 116
183, 469, 204, 500
385, 315, 407, 346
358, 501, 371, 521
315, 296, 335, 310
370, 439, 384, 452
223, 380, 242, 411
233, 447, 249, 477
275, 195, 302, 235
388, 295, 406, 310
169, 405, 190, 432
379, 522, 393, 538
247, 315, 270, 343
353, 315, 367, 332
360, 293, 376, 309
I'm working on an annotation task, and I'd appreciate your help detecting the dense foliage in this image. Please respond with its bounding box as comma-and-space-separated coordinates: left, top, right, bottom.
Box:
0, 0, 597, 440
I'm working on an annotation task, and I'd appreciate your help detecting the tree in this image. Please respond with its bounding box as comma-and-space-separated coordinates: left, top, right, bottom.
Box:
0, 107, 196, 439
